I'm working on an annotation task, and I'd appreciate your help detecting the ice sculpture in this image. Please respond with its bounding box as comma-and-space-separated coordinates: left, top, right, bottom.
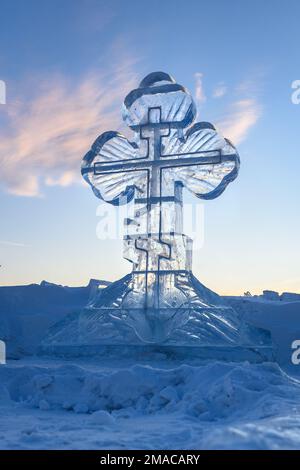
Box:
78, 72, 240, 344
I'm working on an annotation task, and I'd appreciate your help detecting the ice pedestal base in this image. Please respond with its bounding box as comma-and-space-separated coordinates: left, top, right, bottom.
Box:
40, 272, 272, 360
41, 343, 274, 363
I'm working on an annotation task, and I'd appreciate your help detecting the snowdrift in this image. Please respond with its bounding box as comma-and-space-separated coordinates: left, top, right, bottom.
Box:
1, 357, 300, 449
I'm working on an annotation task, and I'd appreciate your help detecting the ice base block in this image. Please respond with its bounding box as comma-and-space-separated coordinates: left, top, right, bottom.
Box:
40, 271, 273, 361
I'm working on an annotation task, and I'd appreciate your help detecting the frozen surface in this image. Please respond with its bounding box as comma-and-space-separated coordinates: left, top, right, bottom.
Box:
1, 356, 300, 450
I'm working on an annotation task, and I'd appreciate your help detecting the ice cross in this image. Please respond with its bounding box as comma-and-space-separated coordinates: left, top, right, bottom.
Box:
82, 72, 240, 341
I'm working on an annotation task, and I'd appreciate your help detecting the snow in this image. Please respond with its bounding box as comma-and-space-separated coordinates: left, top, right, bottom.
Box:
90, 410, 116, 425
1, 356, 300, 449
1, 281, 300, 449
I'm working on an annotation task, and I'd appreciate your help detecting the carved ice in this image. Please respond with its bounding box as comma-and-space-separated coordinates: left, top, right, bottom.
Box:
44, 72, 242, 349
80, 72, 239, 343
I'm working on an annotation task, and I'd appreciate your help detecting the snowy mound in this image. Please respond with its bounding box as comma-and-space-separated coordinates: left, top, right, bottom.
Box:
1, 357, 300, 449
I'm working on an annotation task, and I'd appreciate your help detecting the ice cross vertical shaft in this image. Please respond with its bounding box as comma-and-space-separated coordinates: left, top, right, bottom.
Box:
136, 108, 177, 309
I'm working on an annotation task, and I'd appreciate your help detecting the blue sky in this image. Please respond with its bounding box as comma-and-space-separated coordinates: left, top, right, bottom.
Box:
0, 0, 299, 294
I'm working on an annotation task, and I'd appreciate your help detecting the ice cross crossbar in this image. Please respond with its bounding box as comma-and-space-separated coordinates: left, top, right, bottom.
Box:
82, 151, 237, 175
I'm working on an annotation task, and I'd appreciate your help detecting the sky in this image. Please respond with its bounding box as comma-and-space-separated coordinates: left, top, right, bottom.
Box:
0, 0, 299, 295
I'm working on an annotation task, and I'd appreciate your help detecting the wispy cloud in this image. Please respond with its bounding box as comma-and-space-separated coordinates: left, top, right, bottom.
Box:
0, 55, 138, 196
193, 73, 261, 144
0, 66, 262, 197
194, 72, 206, 104
212, 83, 227, 99
216, 98, 261, 144
0, 240, 29, 247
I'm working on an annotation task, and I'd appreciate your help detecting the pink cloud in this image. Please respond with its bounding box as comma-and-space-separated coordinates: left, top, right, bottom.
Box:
216, 99, 261, 144
0, 58, 138, 196
0, 67, 262, 197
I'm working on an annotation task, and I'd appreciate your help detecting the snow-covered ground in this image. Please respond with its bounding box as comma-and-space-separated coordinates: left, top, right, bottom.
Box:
1, 356, 300, 450
1, 281, 300, 449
